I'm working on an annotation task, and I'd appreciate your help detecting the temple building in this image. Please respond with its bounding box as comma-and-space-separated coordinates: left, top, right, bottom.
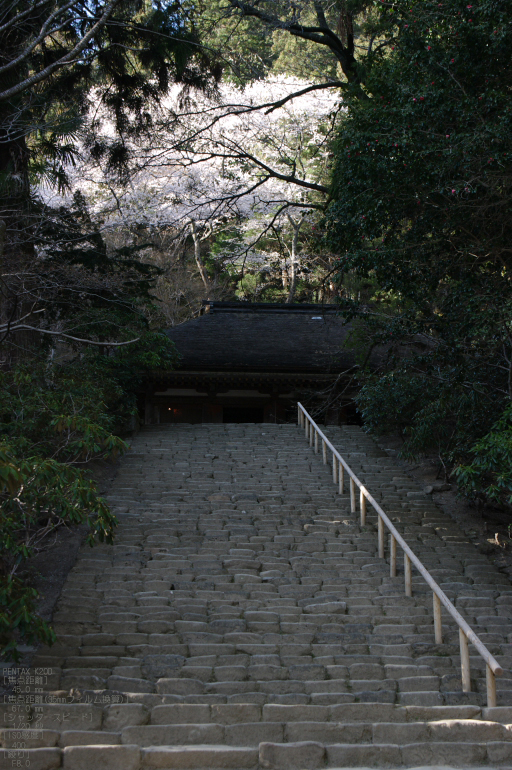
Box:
141, 301, 376, 425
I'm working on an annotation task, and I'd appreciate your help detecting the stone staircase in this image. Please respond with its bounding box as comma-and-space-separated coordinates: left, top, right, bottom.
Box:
2, 422, 512, 769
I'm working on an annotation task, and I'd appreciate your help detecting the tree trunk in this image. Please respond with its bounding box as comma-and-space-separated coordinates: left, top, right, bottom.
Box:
189, 220, 209, 291
0, 132, 34, 270
0, 219, 5, 268
285, 213, 303, 304
0, 131, 37, 362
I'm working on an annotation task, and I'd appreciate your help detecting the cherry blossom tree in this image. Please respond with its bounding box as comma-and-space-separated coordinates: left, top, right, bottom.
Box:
63, 77, 340, 310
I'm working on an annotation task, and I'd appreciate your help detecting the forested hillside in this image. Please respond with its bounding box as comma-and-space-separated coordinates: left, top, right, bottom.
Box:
1, 0, 511, 659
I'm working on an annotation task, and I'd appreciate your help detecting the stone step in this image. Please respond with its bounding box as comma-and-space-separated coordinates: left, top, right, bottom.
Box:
0, 702, 487, 739
140, 745, 258, 769
11, 422, 510, 770
258, 740, 506, 769
2, 741, 507, 769
6, 716, 509, 751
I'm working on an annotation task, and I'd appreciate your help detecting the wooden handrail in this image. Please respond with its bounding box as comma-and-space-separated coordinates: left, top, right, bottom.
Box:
297, 403, 504, 708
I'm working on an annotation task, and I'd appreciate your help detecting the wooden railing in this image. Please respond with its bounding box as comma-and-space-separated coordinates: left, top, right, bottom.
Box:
298, 403, 504, 708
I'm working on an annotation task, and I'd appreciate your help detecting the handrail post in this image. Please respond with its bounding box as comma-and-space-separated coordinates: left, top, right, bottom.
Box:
460, 629, 471, 692
433, 593, 442, 644
378, 515, 385, 558
486, 663, 497, 708
390, 535, 397, 577
404, 553, 412, 597
350, 477, 356, 513
295, 403, 504, 697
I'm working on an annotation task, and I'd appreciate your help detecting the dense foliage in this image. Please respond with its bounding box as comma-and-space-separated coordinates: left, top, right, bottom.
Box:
326, 0, 512, 502
0, 1, 212, 659
0, 327, 178, 660
195, 0, 342, 84
1, 0, 216, 171
0, 190, 179, 660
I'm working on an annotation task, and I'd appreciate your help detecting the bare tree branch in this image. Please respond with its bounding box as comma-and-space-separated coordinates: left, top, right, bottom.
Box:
218, 142, 329, 194
0, 0, 50, 36
0, 0, 78, 77
0, 0, 119, 102
264, 81, 346, 113
2, 324, 140, 346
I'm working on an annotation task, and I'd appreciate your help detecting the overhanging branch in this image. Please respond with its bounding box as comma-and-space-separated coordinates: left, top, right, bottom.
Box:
2, 324, 140, 346
227, 0, 358, 79
0, 0, 119, 102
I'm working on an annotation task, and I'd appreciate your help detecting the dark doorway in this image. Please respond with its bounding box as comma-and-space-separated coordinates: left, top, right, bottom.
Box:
344, 401, 363, 425
223, 406, 264, 423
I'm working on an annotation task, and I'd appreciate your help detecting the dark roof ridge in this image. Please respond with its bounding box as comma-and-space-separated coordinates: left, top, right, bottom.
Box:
201, 300, 340, 314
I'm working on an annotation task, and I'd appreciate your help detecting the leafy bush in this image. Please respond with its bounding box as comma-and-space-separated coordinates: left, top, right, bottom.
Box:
455, 405, 512, 507
0, 331, 178, 661
0, 446, 117, 660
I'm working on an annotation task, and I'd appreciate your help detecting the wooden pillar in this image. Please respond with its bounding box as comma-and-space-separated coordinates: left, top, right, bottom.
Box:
144, 385, 155, 425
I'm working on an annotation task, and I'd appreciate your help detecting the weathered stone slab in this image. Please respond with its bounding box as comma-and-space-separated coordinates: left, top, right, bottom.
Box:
141, 746, 258, 768
259, 741, 325, 770
62, 744, 140, 770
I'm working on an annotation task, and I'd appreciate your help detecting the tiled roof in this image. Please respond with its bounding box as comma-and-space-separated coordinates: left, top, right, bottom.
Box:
164, 302, 370, 374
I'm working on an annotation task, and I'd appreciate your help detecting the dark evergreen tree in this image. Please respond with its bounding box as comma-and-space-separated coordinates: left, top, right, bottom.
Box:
325, 0, 512, 505
0, 0, 220, 268
0, 0, 219, 660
